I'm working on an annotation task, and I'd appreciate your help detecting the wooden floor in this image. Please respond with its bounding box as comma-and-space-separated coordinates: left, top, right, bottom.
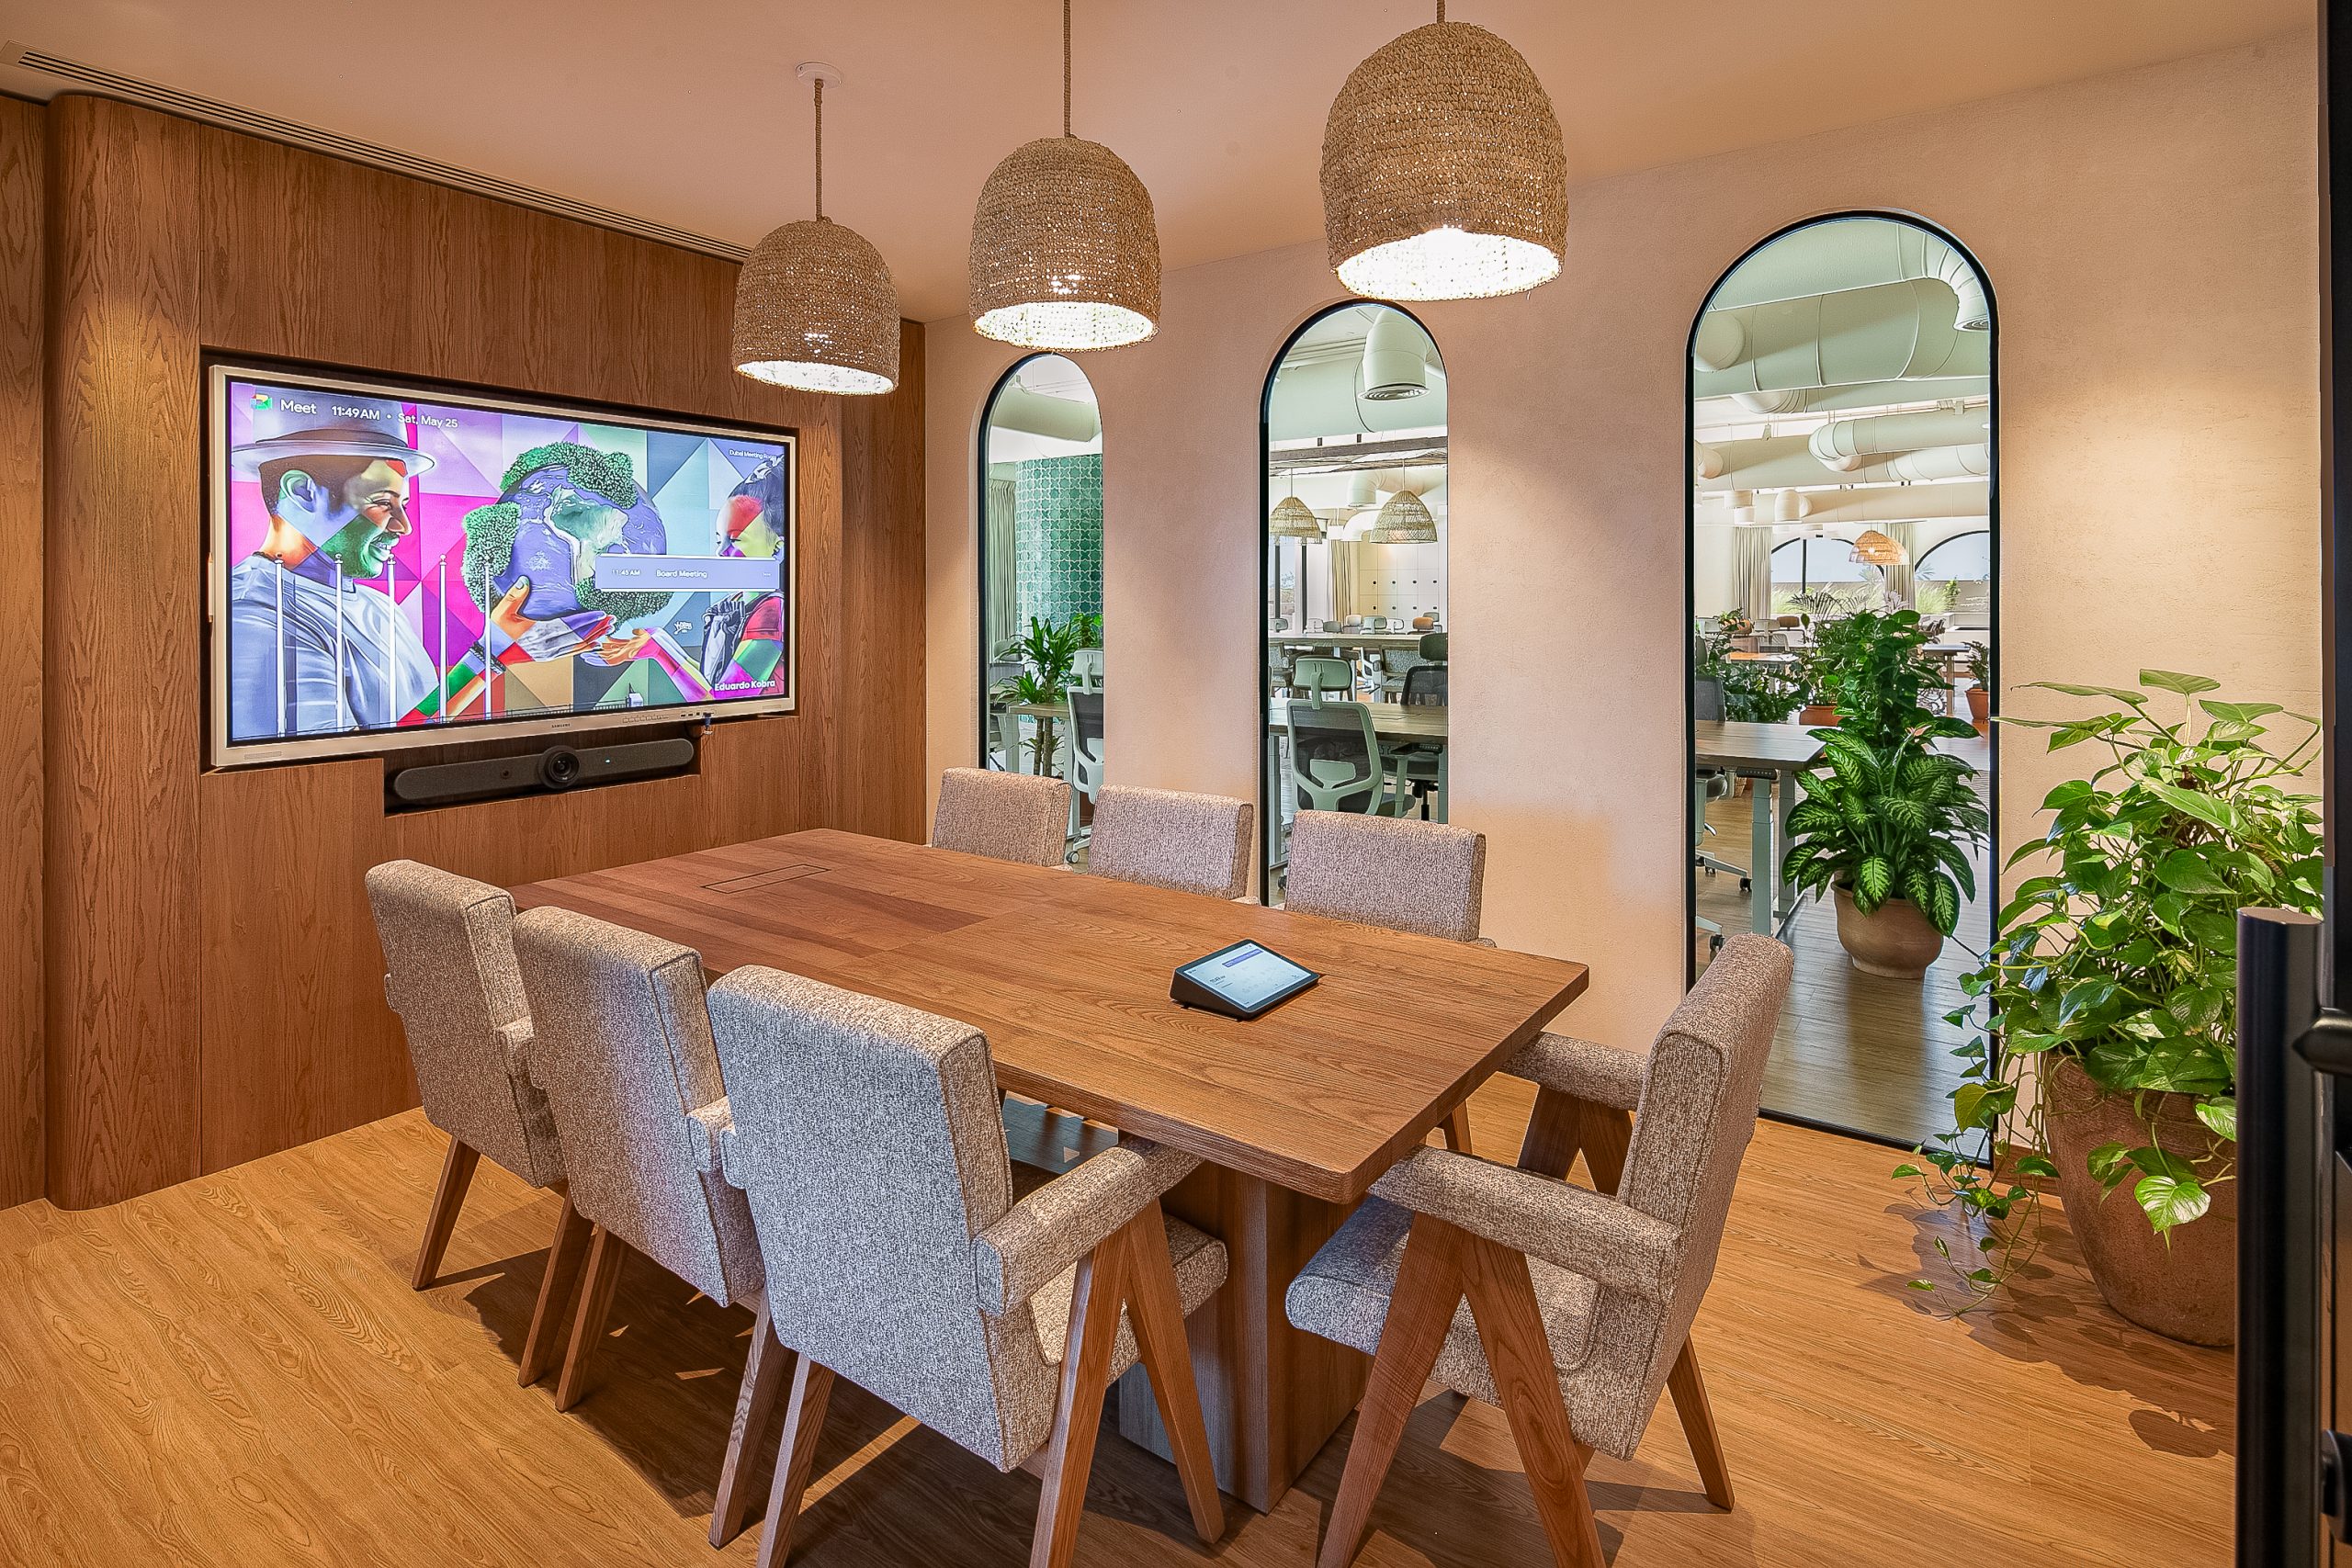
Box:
0, 1075, 2228, 1568
1697, 737, 1994, 1146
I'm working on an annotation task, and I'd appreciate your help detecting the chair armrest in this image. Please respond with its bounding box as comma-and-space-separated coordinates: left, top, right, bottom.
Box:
684, 1097, 732, 1177
972, 1138, 1199, 1315
1502, 1032, 1645, 1111
498, 1018, 537, 1083
1371, 1146, 1680, 1302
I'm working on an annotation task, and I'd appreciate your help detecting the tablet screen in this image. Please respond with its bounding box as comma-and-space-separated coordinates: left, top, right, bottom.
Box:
1179, 942, 1317, 1012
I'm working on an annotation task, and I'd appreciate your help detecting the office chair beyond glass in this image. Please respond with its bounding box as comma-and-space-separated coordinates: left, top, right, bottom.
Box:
1691, 674, 1747, 956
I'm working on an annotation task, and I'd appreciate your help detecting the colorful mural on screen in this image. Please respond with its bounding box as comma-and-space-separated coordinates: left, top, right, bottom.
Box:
219, 374, 792, 750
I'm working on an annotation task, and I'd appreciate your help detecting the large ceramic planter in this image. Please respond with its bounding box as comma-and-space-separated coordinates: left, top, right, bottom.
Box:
1965, 685, 1991, 731
2042, 1056, 2236, 1346
1831, 887, 1942, 978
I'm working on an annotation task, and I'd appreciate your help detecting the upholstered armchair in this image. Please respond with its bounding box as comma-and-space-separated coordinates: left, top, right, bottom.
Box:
509, 906, 775, 1547
1285, 933, 1792, 1568
1282, 810, 1490, 1150
366, 861, 565, 1295
933, 766, 1072, 866
1087, 784, 1254, 901
703, 965, 1227, 1568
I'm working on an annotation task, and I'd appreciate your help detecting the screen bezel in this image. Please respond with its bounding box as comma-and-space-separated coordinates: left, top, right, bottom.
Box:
1176, 939, 1321, 1017
205, 359, 800, 770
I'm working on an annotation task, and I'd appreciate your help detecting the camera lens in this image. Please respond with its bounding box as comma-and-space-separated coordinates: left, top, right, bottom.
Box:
539, 747, 581, 790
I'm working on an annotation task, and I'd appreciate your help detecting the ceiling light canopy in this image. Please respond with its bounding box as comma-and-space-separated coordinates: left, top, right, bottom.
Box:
1321, 2, 1567, 302
969, 1, 1160, 351
733, 64, 900, 395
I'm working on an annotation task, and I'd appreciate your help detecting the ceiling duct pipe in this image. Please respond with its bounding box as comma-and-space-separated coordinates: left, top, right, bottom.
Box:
1808, 409, 1989, 471
1716, 376, 1989, 418
1268, 355, 1450, 440
1707, 222, 1990, 331
1695, 479, 1989, 528
1691, 313, 1747, 374
988, 384, 1101, 443
1362, 310, 1435, 400
1883, 442, 1991, 481
1691, 277, 1987, 400
1693, 440, 1725, 479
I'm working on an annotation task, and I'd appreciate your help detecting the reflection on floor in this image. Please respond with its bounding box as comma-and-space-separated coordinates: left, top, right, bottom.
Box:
0, 1085, 2227, 1568
1696, 736, 1993, 1148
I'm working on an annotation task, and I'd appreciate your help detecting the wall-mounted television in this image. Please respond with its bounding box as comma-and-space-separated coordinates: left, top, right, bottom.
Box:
206, 362, 797, 768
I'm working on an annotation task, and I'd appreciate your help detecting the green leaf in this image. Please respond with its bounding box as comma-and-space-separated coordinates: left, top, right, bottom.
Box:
2029, 681, 2150, 705
1854, 856, 1894, 907
2153, 848, 2229, 896
2196, 1098, 2237, 1141
2140, 670, 2223, 696
2086, 1141, 2135, 1189
2134, 1173, 2212, 1235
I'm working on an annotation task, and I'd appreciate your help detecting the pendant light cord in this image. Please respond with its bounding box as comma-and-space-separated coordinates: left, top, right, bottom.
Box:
813, 77, 824, 220
1062, 0, 1073, 136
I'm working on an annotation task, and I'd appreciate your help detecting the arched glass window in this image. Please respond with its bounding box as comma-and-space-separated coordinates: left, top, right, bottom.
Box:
1687, 213, 1996, 1147
1261, 303, 1447, 902
978, 356, 1103, 850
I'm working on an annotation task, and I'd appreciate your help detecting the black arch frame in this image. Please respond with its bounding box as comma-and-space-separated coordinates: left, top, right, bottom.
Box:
974, 353, 1102, 771
1256, 300, 1444, 902
1682, 210, 2003, 1151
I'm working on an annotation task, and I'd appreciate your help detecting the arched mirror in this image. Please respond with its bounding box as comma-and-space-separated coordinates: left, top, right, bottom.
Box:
1688, 214, 1996, 1145
978, 355, 1104, 857
1261, 303, 1448, 902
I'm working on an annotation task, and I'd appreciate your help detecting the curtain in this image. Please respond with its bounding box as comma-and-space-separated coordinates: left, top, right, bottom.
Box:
1885, 521, 1917, 607
1330, 541, 1361, 621
984, 473, 1018, 653
1733, 527, 1773, 623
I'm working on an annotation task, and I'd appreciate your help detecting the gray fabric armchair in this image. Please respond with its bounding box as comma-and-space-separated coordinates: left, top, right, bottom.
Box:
704, 965, 1227, 1568
1285, 933, 1792, 1568
934, 766, 1072, 866
1086, 784, 1254, 901
366, 861, 564, 1293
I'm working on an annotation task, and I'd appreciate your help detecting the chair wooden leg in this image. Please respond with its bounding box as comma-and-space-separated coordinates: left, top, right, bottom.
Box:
1029, 1218, 1132, 1568
712, 1299, 796, 1547
754, 1356, 836, 1568
1579, 1106, 1633, 1197
1441, 1105, 1475, 1156
1318, 1214, 1473, 1568
1667, 1337, 1734, 1509
1516, 1087, 1585, 1184
412, 1137, 481, 1290
1122, 1203, 1225, 1545
1456, 1225, 1605, 1568
518, 1194, 594, 1387
553, 1225, 628, 1413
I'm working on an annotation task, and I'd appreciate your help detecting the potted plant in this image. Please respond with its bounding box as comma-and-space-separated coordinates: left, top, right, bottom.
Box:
1898, 671, 2321, 1344
1962, 640, 1992, 731
1781, 610, 1986, 977
1694, 623, 1800, 723
991, 613, 1087, 772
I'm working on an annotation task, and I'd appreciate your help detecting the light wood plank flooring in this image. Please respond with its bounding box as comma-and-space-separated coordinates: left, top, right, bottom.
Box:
0, 1074, 2225, 1568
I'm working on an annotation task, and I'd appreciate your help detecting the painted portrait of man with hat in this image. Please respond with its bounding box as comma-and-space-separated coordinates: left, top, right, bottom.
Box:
225, 393, 442, 740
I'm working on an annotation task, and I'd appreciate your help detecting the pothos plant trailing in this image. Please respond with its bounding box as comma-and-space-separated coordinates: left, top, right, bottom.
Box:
1899, 671, 2323, 1306
1781, 610, 1987, 935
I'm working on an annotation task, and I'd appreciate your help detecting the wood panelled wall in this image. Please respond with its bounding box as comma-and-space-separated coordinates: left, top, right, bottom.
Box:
34, 96, 925, 1209
1, 98, 45, 1213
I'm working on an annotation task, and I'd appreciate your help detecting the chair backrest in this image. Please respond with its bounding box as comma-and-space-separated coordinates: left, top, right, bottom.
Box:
707, 966, 1056, 1469
933, 767, 1071, 866
1693, 675, 1725, 722
1283, 702, 1384, 815
1294, 656, 1353, 700
1282, 811, 1486, 942
510, 906, 761, 1308
367, 861, 564, 1188
1577, 933, 1790, 1450
1418, 631, 1448, 662
1069, 648, 1105, 690
1067, 688, 1105, 764
1401, 663, 1448, 706
1089, 785, 1253, 900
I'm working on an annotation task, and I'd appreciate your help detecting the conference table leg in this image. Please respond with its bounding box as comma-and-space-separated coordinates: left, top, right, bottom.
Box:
1747, 772, 1775, 935
1775, 765, 1802, 924
1114, 1162, 1367, 1513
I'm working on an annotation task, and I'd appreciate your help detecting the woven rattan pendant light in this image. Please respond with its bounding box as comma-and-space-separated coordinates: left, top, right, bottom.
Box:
1270, 492, 1323, 536
733, 64, 900, 395
969, 0, 1160, 350
1321, 1, 1566, 302
1361, 489, 1439, 543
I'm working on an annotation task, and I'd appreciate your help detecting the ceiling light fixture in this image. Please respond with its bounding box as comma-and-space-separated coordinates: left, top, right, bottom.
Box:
1361, 490, 1439, 543
732, 63, 900, 395
1270, 493, 1324, 537
1320, 1, 1567, 302
968, 0, 1160, 350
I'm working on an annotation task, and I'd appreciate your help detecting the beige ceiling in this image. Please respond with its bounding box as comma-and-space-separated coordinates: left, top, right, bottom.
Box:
0, 0, 2307, 321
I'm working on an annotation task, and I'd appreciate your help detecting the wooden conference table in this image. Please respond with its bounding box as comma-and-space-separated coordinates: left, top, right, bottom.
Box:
512, 828, 1586, 1512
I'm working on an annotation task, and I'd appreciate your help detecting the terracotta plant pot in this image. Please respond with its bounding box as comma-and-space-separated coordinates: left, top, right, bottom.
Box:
2041, 1057, 2236, 1346
1798, 705, 1839, 728
1965, 685, 1991, 732
1831, 887, 1943, 978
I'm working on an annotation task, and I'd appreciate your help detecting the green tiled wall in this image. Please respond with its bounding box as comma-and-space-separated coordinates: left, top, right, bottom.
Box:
1013, 455, 1103, 626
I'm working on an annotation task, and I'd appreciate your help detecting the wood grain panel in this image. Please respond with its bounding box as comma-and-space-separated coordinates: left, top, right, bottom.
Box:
0, 99, 42, 1210
836, 319, 928, 841
36, 98, 927, 1204
42, 96, 206, 1208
